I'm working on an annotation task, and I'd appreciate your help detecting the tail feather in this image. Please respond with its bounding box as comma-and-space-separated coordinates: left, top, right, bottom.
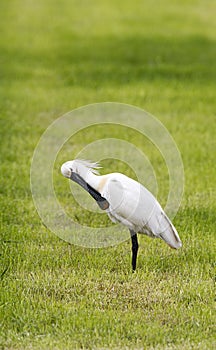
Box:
158, 212, 182, 249
160, 229, 182, 249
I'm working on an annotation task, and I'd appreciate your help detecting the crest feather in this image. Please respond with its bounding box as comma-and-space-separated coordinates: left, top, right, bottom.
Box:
74, 159, 101, 175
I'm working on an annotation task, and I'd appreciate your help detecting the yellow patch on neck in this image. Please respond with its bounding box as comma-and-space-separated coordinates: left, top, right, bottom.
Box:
98, 176, 108, 193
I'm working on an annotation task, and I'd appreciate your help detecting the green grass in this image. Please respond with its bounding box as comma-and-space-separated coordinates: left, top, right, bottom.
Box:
0, 0, 216, 349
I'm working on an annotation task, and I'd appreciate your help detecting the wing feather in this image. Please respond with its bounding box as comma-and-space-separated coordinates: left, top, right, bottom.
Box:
101, 173, 182, 248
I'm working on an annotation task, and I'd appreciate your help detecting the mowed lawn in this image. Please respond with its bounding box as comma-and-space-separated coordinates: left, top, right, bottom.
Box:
0, 0, 216, 349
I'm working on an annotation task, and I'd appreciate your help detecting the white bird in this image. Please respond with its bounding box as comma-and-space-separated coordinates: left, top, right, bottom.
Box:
61, 159, 182, 271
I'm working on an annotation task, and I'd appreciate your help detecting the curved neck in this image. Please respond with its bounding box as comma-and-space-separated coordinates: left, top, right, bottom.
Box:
86, 172, 101, 191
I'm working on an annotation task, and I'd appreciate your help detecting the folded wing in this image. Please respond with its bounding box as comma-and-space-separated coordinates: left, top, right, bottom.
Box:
101, 174, 182, 249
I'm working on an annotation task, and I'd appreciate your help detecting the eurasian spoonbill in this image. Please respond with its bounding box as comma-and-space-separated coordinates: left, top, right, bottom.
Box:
61, 159, 182, 271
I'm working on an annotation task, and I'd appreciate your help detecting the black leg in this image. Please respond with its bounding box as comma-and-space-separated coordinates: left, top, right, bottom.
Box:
130, 230, 139, 272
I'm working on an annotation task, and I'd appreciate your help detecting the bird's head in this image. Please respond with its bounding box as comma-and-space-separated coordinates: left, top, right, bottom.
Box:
61, 160, 90, 191
61, 160, 75, 179
61, 159, 109, 210
61, 159, 100, 180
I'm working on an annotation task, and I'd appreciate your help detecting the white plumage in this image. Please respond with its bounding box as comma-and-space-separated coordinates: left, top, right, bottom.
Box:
101, 173, 181, 246
61, 159, 182, 271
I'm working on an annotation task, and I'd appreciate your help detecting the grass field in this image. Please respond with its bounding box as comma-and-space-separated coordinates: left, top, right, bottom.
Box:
1, 0, 216, 349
